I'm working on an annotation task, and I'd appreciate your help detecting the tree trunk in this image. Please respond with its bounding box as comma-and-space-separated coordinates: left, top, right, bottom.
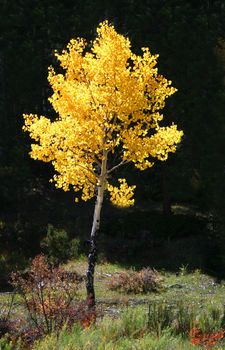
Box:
86, 152, 107, 308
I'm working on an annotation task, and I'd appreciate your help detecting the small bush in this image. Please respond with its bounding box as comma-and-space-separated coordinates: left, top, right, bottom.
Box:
202, 305, 225, 333
69, 238, 81, 260
11, 255, 86, 345
189, 327, 225, 349
40, 224, 80, 265
147, 301, 195, 337
108, 268, 162, 294
172, 301, 195, 336
148, 302, 174, 337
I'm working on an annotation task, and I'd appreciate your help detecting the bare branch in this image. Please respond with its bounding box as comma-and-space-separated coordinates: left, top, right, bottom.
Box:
107, 160, 130, 174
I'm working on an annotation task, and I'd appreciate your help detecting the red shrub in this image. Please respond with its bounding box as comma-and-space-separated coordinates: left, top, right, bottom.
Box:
108, 268, 162, 294
189, 326, 225, 349
11, 254, 92, 344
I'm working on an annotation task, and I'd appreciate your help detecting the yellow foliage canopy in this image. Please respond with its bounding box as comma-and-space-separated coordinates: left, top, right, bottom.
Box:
23, 21, 183, 206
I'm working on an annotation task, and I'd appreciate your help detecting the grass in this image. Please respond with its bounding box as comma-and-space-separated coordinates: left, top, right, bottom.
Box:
64, 258, 225, 309
32, 260, 225, 349
33, 307, 225, 349
2, 258, 225, 349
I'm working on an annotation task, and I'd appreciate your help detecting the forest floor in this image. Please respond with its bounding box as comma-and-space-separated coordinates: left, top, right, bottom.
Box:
1, 259, 225, 349
65, 259, 225, 310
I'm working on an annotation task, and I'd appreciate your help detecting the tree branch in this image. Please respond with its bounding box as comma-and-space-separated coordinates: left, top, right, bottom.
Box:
74, 163, 99, 179
107, 160, 130, 174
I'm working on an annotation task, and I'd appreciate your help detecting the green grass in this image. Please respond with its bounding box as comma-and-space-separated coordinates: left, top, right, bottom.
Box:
33, 307, 225, 350
2, 259, 225, 349
63, 258, 225, 308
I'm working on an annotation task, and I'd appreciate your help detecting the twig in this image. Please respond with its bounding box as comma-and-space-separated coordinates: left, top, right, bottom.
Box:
107, 160, 130, 174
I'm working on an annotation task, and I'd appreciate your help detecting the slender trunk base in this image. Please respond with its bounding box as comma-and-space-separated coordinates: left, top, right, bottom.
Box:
86, 230, 98, 308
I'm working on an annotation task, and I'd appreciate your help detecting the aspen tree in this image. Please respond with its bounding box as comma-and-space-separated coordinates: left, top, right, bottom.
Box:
23, 21, 183, 307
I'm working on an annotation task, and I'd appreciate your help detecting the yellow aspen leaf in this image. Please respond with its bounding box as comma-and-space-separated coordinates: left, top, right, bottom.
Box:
22, 20, 183, 205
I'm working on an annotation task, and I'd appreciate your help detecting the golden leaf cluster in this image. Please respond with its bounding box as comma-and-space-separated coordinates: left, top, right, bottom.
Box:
23, 21, 183, 206
107, 179, 136, 208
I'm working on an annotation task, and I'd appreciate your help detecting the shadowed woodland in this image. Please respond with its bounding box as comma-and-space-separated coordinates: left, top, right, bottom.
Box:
1, 0, 225, 284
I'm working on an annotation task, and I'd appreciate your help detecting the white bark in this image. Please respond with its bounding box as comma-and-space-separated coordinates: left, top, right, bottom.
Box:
86, 151, 108, 307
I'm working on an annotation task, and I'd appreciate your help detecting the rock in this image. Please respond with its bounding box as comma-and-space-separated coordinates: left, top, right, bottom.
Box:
168, 283, 183, 289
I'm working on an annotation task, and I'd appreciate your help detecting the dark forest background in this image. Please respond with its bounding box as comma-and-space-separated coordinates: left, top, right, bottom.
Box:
1, 0, 225, 283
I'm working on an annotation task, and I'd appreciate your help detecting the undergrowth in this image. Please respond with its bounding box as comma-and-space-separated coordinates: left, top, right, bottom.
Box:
107, 268, 162, 294
32, 307, 225, 350
1, 260, 225, 349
